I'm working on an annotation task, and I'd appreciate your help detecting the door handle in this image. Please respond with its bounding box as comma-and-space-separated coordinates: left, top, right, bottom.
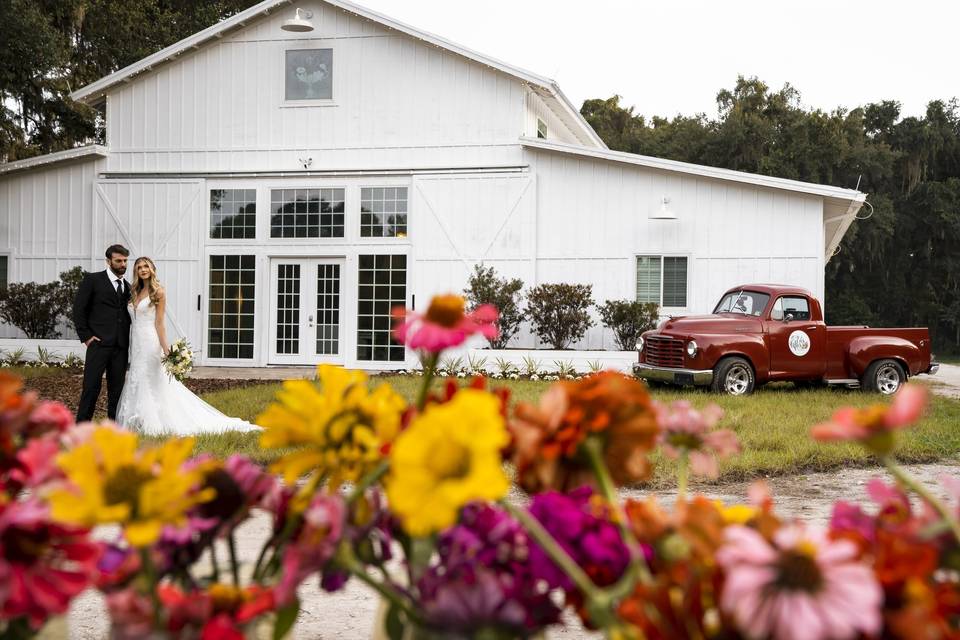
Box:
308, 314, 314, 328
804, 326, 817, 331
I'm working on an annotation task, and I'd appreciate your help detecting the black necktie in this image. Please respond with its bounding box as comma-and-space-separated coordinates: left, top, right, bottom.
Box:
116, 280, 123, 302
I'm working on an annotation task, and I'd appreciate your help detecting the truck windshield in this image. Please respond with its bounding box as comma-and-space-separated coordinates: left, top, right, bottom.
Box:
713, 291, 771, 316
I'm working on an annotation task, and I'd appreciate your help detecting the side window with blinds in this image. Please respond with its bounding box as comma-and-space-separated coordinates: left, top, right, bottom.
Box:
635, 255, 688, 307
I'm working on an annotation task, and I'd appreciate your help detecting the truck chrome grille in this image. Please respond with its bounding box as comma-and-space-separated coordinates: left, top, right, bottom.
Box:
645, 336, 684, 368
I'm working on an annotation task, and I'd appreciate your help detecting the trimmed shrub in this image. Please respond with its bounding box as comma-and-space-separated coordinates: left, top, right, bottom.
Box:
0, 281, 63, 338
598, 299, 660, 351
525, 283, 594, 349
463, 264, 524, 349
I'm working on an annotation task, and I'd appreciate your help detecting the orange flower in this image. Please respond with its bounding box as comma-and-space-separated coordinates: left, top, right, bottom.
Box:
510, 372, 659, 492
811, 384, 927, 455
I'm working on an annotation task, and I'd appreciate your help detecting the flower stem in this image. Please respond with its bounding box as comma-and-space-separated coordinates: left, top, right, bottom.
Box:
337, 544, 422, 625
228, 532, 241, 587
677, 451, 689, 502
883, 455, 960, 544
502, 501, 605, 605
416, 352, 439, 411
140, 548, 162, 629
348, 459, 389, 506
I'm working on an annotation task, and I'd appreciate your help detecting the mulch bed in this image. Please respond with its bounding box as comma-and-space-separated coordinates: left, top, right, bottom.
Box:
21, 370, 274, 420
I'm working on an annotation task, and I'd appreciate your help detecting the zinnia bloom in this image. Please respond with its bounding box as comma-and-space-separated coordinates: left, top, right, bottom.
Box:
656, 400, 739, 479
276, 493, 346, 605
48, 427, 214, 546
717, 524, 882, 640
159, 582, 275, 639
392, 294, 498, 353
510, 371, 660, 492
257, 365, 405, 487
386, 389, 509, 536
0, 499, 100, 628
811, 383, 927, 454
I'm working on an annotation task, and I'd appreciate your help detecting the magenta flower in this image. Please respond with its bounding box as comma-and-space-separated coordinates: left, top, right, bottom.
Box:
275, 493, 346, 605
528, 487, 630, 592
0, 499, 100, 628
656, 400, 739, 478
717, 524, 882, 640
392, 294, 498, 353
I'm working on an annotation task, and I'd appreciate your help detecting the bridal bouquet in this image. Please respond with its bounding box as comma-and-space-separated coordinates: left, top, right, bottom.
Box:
3, 293, 959, 640
162, 338, 194, 382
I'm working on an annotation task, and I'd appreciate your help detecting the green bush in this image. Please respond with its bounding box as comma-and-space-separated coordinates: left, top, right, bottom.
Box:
598, 299, 660, 350
463, 264, 524, 349
524, 283, 594, 349
0, 266, 87, 339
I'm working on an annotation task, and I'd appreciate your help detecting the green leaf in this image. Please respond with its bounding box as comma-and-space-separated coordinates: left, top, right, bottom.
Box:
384, 601, 406, 640
273, 598, 300, 640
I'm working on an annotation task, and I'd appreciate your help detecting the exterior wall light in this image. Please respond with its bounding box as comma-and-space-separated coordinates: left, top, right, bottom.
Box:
649, 196, 678, 220
282, 8, 315, 32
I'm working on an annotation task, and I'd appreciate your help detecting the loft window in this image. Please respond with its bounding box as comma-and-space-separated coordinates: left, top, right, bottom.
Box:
360, 187, 408, 237
636, 255, 687, 307
537, 118, 548, 139
210, 189, 256, 239
285, 49, 333, 101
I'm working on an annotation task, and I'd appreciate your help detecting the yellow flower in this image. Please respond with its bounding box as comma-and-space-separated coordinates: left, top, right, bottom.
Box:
257, 365, 406, 488
48, 427, 214, 546
386, 389, 509, 537
715, 501, 758, 525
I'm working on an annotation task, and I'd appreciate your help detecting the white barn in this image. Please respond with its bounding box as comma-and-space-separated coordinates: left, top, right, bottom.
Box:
0, 0, 865, 369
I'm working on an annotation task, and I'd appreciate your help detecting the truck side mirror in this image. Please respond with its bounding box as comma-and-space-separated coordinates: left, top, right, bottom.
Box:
785, 313, 795, 323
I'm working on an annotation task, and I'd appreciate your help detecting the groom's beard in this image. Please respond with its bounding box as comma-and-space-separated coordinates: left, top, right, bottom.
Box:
110, 266, 126, 278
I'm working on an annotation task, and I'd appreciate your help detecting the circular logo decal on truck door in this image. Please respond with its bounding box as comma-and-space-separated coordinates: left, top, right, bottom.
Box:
788, 330, 811, 356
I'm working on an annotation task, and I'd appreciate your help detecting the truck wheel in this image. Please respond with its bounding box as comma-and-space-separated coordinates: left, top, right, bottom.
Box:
862, 359, 906, 395
712, 357, 755, 396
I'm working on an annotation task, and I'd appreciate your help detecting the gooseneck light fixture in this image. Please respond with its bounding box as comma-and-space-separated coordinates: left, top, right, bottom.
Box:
281, 8, 315, 32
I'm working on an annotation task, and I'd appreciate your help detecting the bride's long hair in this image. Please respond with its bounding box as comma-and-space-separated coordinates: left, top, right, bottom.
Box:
132, 257, 163, 306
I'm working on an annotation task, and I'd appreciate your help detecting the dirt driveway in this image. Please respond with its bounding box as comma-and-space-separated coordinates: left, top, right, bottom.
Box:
57, 365, 960, 639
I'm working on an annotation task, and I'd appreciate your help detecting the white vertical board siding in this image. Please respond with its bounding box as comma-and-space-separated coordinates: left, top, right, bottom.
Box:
94, 180, 205, 348
105, 1, 529, 173
410, 173, 536, 347
0, 159, 103, 338
526, 148, 825, 349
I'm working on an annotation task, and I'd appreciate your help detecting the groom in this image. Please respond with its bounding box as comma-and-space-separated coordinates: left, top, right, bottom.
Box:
73, 244, 132, 422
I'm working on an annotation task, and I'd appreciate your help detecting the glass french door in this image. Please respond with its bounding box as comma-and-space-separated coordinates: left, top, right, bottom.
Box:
268, 258, 344, 364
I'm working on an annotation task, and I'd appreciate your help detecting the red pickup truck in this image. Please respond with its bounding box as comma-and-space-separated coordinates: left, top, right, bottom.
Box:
634, 284, 939, 395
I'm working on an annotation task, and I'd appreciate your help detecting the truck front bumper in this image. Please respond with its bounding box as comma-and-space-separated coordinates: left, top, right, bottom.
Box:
633, 363, 714, 386
927, 362, 940, 375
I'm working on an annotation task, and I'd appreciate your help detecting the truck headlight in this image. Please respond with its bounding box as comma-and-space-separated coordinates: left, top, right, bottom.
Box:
686, 340, 698, 357
636, 337, 644, 351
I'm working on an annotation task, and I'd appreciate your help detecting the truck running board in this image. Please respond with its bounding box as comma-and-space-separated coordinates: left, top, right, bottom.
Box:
825, 378, 861, 389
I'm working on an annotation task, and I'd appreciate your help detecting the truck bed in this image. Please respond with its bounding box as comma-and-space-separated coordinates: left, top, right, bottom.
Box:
824, 326, 931, 379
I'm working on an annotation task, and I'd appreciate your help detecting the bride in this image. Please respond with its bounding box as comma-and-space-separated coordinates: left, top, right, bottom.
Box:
116, 257, 257, 435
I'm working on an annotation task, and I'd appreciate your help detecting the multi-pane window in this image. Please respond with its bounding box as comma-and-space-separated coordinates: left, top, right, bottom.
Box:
208, 255, 256, 359
357, 254, 406, 362
210, 189, 256, 239
636, 255, 688, 308
316, 264, 341, 355
276, 264, 301, 354
0, 256, 7, 289
537, 118, 548, 139
270, 188, 344, 238
360, 187, 408, 238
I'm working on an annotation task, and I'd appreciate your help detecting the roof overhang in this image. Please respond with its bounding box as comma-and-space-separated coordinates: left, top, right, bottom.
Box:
521, 136, 867, 260
0, 145, 109, 178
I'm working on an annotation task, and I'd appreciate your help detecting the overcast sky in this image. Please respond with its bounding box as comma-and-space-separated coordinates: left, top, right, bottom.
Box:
355, 0, 958, 121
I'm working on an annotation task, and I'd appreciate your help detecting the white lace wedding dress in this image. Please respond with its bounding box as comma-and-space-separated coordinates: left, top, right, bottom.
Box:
116, 297, 257, 435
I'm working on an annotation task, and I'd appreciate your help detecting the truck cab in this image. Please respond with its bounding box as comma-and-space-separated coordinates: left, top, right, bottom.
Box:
634, 284, 938, 395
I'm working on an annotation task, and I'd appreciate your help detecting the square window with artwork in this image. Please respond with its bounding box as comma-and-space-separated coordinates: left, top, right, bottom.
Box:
285, 49, 333, 101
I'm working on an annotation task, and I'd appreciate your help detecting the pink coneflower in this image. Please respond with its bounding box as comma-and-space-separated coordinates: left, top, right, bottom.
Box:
392, 294, 498, 353
811, 384, 927, 454
717, 524, 882, 640
656, 401, 739, 479
275, 493, 346, 605
0, 499, 101, 628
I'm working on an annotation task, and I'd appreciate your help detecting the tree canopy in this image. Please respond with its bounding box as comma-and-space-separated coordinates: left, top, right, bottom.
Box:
582, 78, 960, 355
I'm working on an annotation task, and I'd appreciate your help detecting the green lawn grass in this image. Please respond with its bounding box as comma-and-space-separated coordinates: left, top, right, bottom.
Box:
192, 375, 960, 484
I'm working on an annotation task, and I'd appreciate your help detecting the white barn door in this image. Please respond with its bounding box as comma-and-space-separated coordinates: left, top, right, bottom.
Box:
94, 180, 205, 349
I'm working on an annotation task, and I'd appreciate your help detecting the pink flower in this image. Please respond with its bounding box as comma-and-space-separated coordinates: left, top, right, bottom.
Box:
275, 493, 346, 605
105, 588, 154, 639
26, 400, 74, 436
10, 435, 62, 488
656, 401, 739, 478
811, 384, 927, 454
717, 524, 882, 640
392, 294, 498, 353
0, 499, 101, 628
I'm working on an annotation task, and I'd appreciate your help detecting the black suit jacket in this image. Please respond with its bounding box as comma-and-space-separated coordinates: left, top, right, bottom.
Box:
73, 271, 132, 347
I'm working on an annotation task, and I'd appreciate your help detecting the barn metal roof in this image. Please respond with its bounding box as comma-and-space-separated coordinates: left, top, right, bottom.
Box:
69, 0, 605, 148
0, 145, 108, 177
